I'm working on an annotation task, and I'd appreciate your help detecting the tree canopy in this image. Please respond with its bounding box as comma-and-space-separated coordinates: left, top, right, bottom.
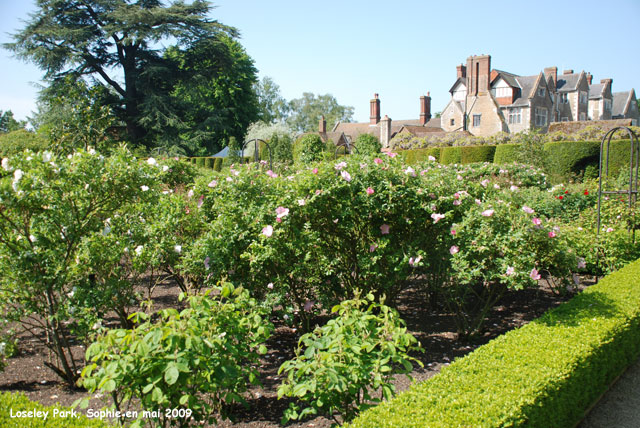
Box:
254, 76, 290, 124
6, 0, 258, 153
0, 110, 27, 134
287, 92, 354, 134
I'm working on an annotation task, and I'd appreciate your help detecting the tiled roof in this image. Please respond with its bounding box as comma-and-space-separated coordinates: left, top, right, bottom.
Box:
319, 132, 347, 145
332, 122, 379, 140
589, 84, 604, 100
556, 73, 581, 92
493, 69, 520, 88
398, 125, 446, 137
449, 77, 466, 94
612, 91, 632, 117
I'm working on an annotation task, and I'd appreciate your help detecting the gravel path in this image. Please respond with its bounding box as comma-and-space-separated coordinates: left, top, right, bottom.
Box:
579, 355, 640, 428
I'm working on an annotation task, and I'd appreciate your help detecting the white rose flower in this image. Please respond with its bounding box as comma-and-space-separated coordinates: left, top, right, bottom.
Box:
147, 157, 157, 166
174, 245, 182, 254
1, 158, 9, 171
135, 245, 143, 256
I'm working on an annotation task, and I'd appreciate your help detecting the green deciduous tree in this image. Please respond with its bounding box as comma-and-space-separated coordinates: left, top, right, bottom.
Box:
254, 76, 290, 124
5, 0, 250, 151
0, 111, 26, 134
287, 92, 354, 134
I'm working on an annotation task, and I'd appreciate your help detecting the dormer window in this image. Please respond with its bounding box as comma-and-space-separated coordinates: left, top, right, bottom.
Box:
495, 87, 512, 98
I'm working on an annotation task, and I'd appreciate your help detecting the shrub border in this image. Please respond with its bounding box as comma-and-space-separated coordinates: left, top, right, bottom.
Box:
347, 259, 640, 428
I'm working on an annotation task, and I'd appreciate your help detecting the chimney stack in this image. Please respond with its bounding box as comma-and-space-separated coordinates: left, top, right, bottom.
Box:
319, 115, 326, 133
466, 54, 491, 96
420, 93, 432, 125
380, 115, 392, 149
370, 93, 381, 125
601, 78, 612, 86
456, 64, 467, 79
563, 69, 574, 75
586, 73, 593, 85
544, 67, 557, 86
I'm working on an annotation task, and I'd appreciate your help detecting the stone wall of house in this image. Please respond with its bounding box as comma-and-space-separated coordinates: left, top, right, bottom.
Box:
441, 100, 465, 132
466, 94, 506, 136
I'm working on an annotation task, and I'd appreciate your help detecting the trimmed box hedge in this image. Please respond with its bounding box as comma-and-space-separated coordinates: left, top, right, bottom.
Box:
440, 145, 496, 165
400, 148, 441, 165
601, 139, 635, 178
494, 143, 520, 165
347, 258, 640, 428
0, 392, 110, 427
205, 157, 215, 169
543, 141, 600, 179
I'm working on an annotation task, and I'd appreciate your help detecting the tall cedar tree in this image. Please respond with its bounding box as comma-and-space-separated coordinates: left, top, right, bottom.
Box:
5, 0, 251, 149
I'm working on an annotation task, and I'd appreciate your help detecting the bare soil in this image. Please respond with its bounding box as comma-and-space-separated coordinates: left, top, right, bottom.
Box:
0, 278, 586, 427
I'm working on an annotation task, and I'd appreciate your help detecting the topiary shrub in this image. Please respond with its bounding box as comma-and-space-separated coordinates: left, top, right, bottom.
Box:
195, 157, 205, 168
0, 129, 49, 157
440, 146, 461, 164
293, 134, 325, 164
494, 143, 520, 164
543, 141, 600, 180
213, 157, 223, 172
354, 134, 381, 156
460, 145, 496, 164
205, 157, 215, 169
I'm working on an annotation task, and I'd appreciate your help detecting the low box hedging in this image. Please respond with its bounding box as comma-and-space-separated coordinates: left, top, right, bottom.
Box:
494, 143, 520, 164
347, 258, 640, 428
400, 148, 440, 165
543, 141, 600, 178
440, 145, 496, 165
0, 392, 110, 427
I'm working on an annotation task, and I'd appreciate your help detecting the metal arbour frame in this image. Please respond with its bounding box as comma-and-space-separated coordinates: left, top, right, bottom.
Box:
334, 139, 359, 159
596, 126, 639, 235
241, 138, 272, 170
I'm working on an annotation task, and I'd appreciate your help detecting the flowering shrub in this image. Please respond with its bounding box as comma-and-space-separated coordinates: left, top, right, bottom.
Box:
354, 134, 381, 155
293, 134, 325, 164
277, 293, 422, 424
0, 148, 160, 385
80, 283, 272, 427
446, 201, 576, 336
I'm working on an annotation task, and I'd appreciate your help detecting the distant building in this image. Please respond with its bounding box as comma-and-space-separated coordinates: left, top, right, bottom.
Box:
612, 90, 639, 125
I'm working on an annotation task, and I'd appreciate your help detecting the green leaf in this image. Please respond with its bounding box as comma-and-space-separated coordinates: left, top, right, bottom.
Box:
165, 363, 180, 385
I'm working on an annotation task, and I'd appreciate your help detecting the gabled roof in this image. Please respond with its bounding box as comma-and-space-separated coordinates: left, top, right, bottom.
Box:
397, 125, 445, 137
612, 91, 634, 117
492, 69, 520, 88
589, 83, 604, 100
319, 131, 348, 145
449, 77, 466, 94
556, 72, 584, 92
508, 75, 538, 107
332, 122, 379, 140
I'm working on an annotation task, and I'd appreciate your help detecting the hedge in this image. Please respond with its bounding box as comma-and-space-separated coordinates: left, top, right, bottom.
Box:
440, 145, 496, 165
543, 141, 600, 178
494, 143, 520, 165
347, 258, 640, 428
601, 139, 635, 178
0, 392, 110, 427
213, 157, 223, 172
205, 157, 215, 169
400, 148, 440, 165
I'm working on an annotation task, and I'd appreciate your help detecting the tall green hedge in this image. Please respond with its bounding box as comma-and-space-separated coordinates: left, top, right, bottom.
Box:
494, 143, 520, 164
0, 392, 110, 427
543, 141, 600, 178
205, 157, 215, 169
347, 258, 640, 428
601, 139, 636, 178
213, 157, 223, 172
440, 145, 496, 165
400, 148, 440, 165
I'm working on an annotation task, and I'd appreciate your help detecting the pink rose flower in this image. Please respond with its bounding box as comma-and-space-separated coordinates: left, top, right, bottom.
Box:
380, 224, 390, 235
374, 158, 383, 164
530, 268, 541, 281
481, 209, 494, 217
431, 213, 445, 223
522, 206, 534, 214
449, 245, 459, 255
532, 217, 542, 226
366, 187, 375, 195
262, 225, 273, 237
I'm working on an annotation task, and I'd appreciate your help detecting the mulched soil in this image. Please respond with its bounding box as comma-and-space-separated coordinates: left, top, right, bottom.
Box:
0, 277, 591, 427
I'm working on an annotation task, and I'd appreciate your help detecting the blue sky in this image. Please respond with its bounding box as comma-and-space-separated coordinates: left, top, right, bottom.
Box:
1, 0, 639, 125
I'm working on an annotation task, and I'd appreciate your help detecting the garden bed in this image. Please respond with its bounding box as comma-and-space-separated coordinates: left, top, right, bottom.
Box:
0, 277, 581, 427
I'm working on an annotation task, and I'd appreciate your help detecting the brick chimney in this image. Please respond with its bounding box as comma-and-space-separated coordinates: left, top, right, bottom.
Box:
319, 115, 326, 133
586, 73, 593, 85
563, 69, 574, 75
467, 54, 491, 96
420, 93, 432, 125
601, 78, 612, 87
544, 67, 557, 86
456, 64, 466, 79
380, 115, 392, 149
370, 93, 381, 125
